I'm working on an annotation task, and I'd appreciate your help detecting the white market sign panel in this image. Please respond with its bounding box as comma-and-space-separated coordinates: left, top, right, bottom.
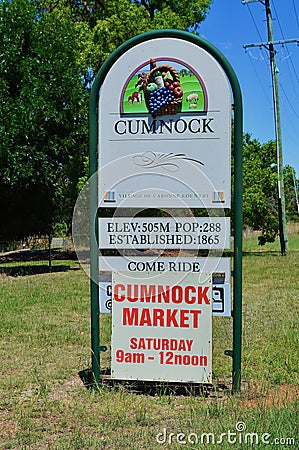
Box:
111, 271, 212, 383
99, 257, 231, 317
98, 37, 231, 209
100, 281, 230, 317
98, 217, 230, 250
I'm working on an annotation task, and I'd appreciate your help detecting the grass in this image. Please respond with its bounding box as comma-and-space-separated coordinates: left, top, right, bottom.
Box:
0, 229, 298, 449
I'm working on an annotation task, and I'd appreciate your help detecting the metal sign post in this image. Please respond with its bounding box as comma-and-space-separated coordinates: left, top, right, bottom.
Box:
89, 29, 243, 392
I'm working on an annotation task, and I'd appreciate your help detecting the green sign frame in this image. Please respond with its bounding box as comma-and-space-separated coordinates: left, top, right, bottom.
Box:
89, 29, 243, 392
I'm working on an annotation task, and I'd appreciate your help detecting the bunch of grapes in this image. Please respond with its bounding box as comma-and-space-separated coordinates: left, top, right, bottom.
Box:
148, 87, 175, 117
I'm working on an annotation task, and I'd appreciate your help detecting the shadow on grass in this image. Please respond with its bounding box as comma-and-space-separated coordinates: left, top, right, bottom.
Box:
78, 368, 229, 397
0, 248, 79, 276
205, 250, 283, 258
242, 250, 282, 257
0, 264, 79, 277
0, 248, 77, 262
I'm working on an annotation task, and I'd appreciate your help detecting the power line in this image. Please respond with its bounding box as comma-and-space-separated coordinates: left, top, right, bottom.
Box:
279, 81, 299, 120
272, 0, 285, 39
279, 45, 299, 103
271, 1, 299, 97
244, 38, 299, 47
270, 1, 299, 144
244, 1, 269, 62
285, 49, 299, 85
245, 50, 272, 105
244, 1, 264, 41
292, 0, 299, 31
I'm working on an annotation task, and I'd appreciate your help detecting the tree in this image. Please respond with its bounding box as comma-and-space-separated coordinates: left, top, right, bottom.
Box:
284, 166, 299, 222
90, 0, 210, 70
131, 0, 211, 25
241, 134, 279, 245
40, 0, 211, 29
0, 0, 88, 241
40, 0, 212, 75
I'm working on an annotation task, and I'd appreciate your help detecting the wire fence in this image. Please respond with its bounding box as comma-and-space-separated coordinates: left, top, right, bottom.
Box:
0, 236, 76, 277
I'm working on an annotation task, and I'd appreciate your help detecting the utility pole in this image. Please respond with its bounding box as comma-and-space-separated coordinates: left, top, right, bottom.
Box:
242, 0, 298, 255
265, 0, 288, 255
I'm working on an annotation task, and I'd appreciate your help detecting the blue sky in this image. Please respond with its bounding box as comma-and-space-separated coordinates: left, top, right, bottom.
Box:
199, 0, 299, 176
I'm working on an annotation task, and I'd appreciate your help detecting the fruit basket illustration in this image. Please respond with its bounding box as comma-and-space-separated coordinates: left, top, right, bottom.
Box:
136, 58, 183, 117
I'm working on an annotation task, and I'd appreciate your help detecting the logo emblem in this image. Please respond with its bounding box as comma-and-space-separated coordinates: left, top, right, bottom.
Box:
121, 58, 208, 117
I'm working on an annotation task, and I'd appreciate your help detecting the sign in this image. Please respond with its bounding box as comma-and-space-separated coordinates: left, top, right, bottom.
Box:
99, 282, 112, 313
99, 257, 231, 316
88, 29, 243, 391
99, 256, 230, 274
98, 38, 231, 209
111, 271, 212, 383
99, 217, 230, 250
100, 282, 230, 317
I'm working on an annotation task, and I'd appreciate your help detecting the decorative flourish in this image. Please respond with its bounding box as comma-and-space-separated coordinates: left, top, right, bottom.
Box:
132, 151, 204, 172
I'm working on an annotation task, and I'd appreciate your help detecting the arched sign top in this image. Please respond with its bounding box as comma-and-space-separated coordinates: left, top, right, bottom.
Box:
89, 29, 243, 207
90, 29, 242, 122
93, 32, 239, 209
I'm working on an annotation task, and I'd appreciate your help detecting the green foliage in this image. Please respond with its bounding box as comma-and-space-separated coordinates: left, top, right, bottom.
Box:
241, 134, 299, 244
284, 165, 299, 222
241, 134, 280, 245
89, 0, 210, 67
131, 0, 211, 25
42, 0, 211, 71
0, 0, 88, 240
40, 0, 211, 30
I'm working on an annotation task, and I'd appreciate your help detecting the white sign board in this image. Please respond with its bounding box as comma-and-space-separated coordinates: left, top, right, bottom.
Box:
99, 256, 230, 274
99, 217, 230, 249
98, 37, 231, 208
111, 271, 212, 383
